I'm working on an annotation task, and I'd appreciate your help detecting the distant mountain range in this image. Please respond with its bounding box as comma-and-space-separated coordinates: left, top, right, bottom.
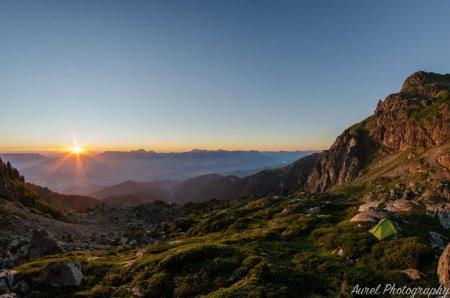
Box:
0, 150, 316, 194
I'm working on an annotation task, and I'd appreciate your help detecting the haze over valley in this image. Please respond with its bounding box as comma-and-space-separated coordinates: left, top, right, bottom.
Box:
0, 149, 315, 200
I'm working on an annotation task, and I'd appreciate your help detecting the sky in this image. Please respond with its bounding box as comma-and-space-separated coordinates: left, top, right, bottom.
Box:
1, 0, 450, 153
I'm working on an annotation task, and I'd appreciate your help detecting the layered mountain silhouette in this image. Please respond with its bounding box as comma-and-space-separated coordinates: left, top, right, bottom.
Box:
3, 150, 314, 194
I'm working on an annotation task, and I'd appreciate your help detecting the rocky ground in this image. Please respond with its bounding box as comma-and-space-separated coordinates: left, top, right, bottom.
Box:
0, 199, 185, 271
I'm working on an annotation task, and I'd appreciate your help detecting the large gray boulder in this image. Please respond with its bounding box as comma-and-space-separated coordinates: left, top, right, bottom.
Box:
26, 229, 65, 261
38, 261, 83, 287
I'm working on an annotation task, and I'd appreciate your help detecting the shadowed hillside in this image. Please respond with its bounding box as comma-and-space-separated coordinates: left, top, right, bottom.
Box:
0, 158, 69, 221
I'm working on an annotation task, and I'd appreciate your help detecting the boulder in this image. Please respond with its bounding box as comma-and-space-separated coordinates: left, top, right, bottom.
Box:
26, 229, 65, 261
38, 262, 83, 287
428, 204, 450, 229
402, 269, 423, 281
430, 231, 448, 252
306, 206, 322, 215
350, 213, 377, 222
438, 243, 450, 287
357, 201, 382, 212
350, 209, 390, 222
384, 199, 412, 212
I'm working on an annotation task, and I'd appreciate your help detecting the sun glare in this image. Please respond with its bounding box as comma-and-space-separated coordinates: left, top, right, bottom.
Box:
69, 146, 84, 154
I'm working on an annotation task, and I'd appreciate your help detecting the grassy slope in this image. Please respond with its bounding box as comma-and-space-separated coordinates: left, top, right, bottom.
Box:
14, 193, 446, 297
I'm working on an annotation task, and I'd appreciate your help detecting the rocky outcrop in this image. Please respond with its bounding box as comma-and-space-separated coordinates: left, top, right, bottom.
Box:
401, 71, 450, 98
25, 229, 65, 261
438, 243, 450, 287
38, 261, 83, 287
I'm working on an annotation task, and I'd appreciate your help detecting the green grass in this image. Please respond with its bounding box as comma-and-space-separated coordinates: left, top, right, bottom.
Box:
12, 193, 447, 297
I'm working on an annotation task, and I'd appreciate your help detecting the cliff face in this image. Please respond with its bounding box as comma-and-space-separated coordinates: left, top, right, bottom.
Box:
303, 71, 450, 192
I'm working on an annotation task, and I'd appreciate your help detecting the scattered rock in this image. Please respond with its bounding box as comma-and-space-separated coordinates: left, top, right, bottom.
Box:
26, 229, 65, 261
402, 269, 424, 281
38, 262, 83, 287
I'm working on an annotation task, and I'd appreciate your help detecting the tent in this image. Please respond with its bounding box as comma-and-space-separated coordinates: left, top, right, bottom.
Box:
369, 219, 398, 240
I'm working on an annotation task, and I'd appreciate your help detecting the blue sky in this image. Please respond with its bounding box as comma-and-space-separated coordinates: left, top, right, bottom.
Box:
1, 0, 450, 152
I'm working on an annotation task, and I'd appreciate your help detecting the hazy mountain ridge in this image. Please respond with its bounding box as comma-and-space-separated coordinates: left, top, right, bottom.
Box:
9, 150, 315, 194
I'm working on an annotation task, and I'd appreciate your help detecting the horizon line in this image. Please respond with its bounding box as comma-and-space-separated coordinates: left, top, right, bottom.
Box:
0, 146, 325, 155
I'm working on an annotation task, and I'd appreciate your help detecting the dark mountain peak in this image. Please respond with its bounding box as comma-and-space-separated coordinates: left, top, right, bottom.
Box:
401, 71, 450, 97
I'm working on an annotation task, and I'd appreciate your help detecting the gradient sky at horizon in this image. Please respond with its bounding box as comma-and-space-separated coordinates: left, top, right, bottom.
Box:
1, 0, 450, 153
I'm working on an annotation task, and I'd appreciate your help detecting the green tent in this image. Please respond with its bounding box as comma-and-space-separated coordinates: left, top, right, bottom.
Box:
369, 219, 398, 240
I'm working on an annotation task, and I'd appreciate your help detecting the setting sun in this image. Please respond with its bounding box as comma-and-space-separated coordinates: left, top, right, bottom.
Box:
69, 146, 84, 154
